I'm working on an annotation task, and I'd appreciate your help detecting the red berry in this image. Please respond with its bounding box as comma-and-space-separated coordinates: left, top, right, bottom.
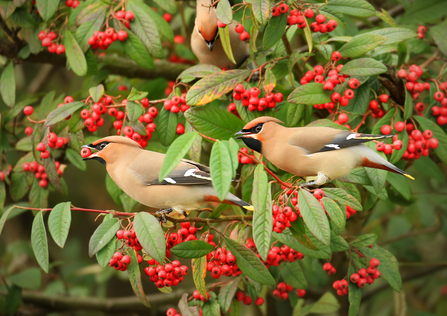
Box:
348, 78, 360, 89
313, 188, 324, 199
235, 24, 244, 34
243, 296, 252, 305
381, 125, 391, 135
338, 113, 349, 124
239, 31, 249, 41
23, 106, 34, 116
255, 297, 264, 306
357, 278, 367, 288
395, 121, 405, 132
315, 14, 326, 24
398, 69, 407, 78
296, 289, 306, 297
56, 44, 65, 55
118, 30, 128, 41
323, 262, 332, 271
331, 51, 341, 61
80, 147, 92, 158
370, 258, 380, 268
125, 11, 135, 21
379, 94, 389, 103
304, 9, 314, 18
350, 273, 360, 283
24, 127, 33, 135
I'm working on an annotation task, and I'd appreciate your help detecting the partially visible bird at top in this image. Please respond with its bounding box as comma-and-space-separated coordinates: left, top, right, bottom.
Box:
236, 117, 414, 187
82, 136, 253, 221
191, 0, 250, 69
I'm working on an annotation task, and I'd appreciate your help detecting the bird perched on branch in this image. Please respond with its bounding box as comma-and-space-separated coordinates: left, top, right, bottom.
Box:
191, 0, 250, 69
236, 117, 414, 186
82, 136, 253, 220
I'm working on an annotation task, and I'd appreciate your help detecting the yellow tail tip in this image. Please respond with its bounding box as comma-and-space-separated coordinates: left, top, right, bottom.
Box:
243, 205, 255, 211
404, 173, 415, 180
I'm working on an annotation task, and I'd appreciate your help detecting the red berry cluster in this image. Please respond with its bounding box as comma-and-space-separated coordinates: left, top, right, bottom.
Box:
332, 279, 349, 296
366, 94, 390, 119
144, 259, 189, 288
166, 308, 181, 316
65, 0, 80, 8
163, 94, 190, 113
398, 64, 429, 100
247, 239, 304, 268
232, 84, 283, 112
22, 161, 64, 188
206, 237, 241, 279
349, 258, 381, 288
0, 171, 4, 182
237, 147, 256, 164
234, 24, 250, 41
88, 29, 129, 50
109, 251, 139, 272
116, 228, 144, 251
308, 12, 338, 34
377, 123, 438, 159
235, 291, 265, 306
417, 25, 427, 39
272, 205, 298, 233
323, 262, 337, 275
165, 81, 175, 96
36, 132, 68, 159
169, 54, 195, 65
38, 31, 65, 55
272, 282, 306, 300
192, 290, 210, 302
166, 222, 198, 259
430, 86, 447, 125
115, 10, 135, 29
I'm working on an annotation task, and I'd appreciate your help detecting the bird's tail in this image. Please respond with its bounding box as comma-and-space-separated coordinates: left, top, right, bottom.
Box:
205, 194, 254, 211
359, 145, 414, 180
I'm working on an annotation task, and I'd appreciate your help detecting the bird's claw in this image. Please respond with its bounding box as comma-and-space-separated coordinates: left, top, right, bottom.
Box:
155, 208, 173, 223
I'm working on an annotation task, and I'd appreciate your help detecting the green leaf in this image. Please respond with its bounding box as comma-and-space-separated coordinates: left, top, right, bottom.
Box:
404, 89, 413, 120
88, 84, 104, 103
322, 188, 363, 211
263, 68, 276, 95
157, 107, 177, 146
262, 14, 288, 50
0, 206, 15, 236
273, 229, 331, 259
252, 180, 272, 261
178, 64, 222, 80
142, 5, 174, 43
324, 0, 375, 17
10, 172, 34, 201
186, 70, 250, 106
288, 83, 332, 105
387, 172, 411, 200
339, 58, 387, 76
127, 88, 148, 102
218, 26, 237, 65
390, 130, 408, 164
66, 148, 86, 171
224, 237, 275, 286
75, 6, 106, 52
252, 0, 270, 25
159, 132, 199, 182
127, 0, 163, 59
287, 103, 305, 127
64, 30, 87, 76
216, 0, 232, 24
0, 182, 5, 212
343, 82, 370, 114
202, 299, 221, 316
122, 29, 155, 69
365, 28, 417, 45
0, 1, 17, 20
36, 0, 58, 21
330, 232, 349, 252
348, 265, 362, 316
210, 141, 233, 201
192, 256, 207, 296
178, 293, 200, 316
1, 62, 15, 107
9, 267, 41, 290
298, 190, 330, 245
361, 245, 402, 291
401, 0, 447, 24
318, 6, 346, 28
414, 116, 447, 165
31, 212, 49, 273
218, 277, 240, 313
126, 101, 144, 122
350, 234, 377, 248
48, 202, 71, 248
134, 213, 166, 264
316, 44, 333, 60
29, 179, 49, 208
75, 1, 105, 25
88, 218, 120, 257
44, 101, 85, 127
96, 238, 116, 268
280, 261, 307, 289
184, 106, 244, 140
338, 34, 386, 58
152, 0, 176, 14
371, 107, 396, 134
170, 240, 215, 259
127, 249, 151, 307
304, 19, 313, 53
321, 197, 345, 231
430, 20, 447, 57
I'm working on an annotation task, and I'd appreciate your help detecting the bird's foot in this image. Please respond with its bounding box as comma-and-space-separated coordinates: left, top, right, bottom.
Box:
299, 173, 330, 188
155, 208, 173, 223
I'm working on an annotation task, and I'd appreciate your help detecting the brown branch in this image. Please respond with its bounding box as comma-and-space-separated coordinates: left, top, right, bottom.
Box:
420, 48, 441, 69
377, 64, 406, 105
0, 38, 189, 80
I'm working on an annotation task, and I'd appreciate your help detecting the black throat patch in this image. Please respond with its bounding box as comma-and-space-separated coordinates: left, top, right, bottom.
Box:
92, 156, 106, 167
242, 138, 262, 154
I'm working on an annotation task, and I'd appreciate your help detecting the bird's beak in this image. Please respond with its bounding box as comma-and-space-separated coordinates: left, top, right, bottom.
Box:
81, 144, 99, 160
235, 130, 255, 139
205, 39, 214, 51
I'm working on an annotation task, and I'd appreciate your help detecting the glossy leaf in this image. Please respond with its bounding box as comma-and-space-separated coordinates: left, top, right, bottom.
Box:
309, 292, 340, 313
431, 20, 447, 56
316, 44, 333, 60
348, 265, 362, 315
404, 89, 413, 120
36, 0, 58, 21
185, 106, 244, 140
339, 58, 387, 76
218, 277, 240, 313
44, 101, 85, 127
350, 234, 377, 248
10, 171, 34, 201
88, 218, 120, 257
319, 6, 346, 28
48, 202, 71, 248
29, 179, 49, 208
170, 240, 215, 258
64, 30, 87, 76
304, 18, 313, 53
323, 188, 363, 210
224, 237, 275, 286
192, 256, 207, 296
321, 197, 345, 231
178, 293, 200, 316
218, 26, 237, 65
96, 238, 116, 268
365, 28, 417, 45
252, 0, 270, 25
143, 5, 174, 43
1, 62, 15, 107
128, 249, 151, 307
134, 212, 166, 264
75, 6, 106, 52
330, 232, 349, 252
159, 132, 199, 182
280, 261, 307, 289
339, 34, 386, 58
152, 0, 177, 14
0, 206, 15, 236
263, 14, 287, 50
263, 68, 276, 95
89, 84, 104, 103
31, 212, 49, 273
216, 0, 232, 24
186, 70, 250, 106
273, 229, 330, 259
288, 83, 332, 105
122, 29, 155, 70
66, 148, 86, 171
298, 190, 330, 245
157, 107, 178, 146
210, 141, 233, 201
324, 0, 375, 17
361, 245, 402, 291
401, 0, 447, 24
178, 64, 222, 79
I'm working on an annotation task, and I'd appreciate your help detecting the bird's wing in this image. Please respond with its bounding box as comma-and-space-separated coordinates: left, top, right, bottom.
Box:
128, 151, 213, 186
287, 127, 394, 154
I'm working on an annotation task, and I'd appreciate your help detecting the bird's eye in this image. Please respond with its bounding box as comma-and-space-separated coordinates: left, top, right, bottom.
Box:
198, 30, 201, 34
255, 125, 262, 133
100, 143, 107, 149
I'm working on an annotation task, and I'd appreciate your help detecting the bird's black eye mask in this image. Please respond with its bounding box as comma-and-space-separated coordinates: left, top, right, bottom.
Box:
235, 123, 264, 153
